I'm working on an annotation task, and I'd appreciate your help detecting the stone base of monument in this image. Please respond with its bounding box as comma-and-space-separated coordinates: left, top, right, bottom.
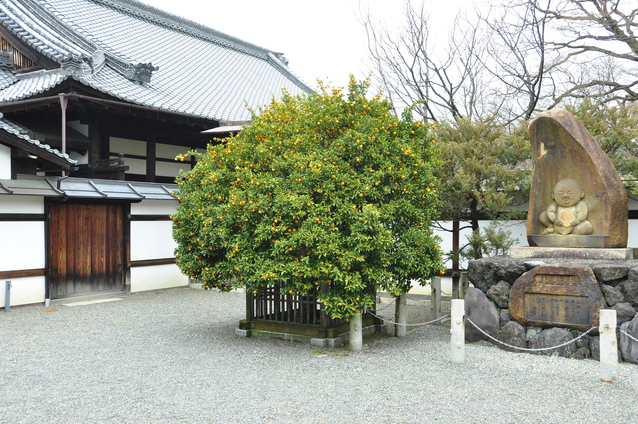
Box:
466, 255, 638, 363
510, 247, 637, 261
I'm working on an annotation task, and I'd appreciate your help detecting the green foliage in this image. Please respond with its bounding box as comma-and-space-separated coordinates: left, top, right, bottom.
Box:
432, 118, 531, 229
458, 221, 518, 261
172, 78, 444, 320
566, 99, 638, 192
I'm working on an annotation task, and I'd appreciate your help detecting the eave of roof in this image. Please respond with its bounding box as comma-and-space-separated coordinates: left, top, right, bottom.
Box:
0, 176, 178, 200
0, 0, 314, 122
0, 115, 76, 169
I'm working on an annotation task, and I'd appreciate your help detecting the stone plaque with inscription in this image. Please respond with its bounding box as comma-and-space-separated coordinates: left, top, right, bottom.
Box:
509, 263, 606, 331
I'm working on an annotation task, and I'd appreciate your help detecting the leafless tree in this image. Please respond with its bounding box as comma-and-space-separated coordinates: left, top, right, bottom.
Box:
535, 0, 638, 106
362, 0, 638, 123
362, 2, 491, 122
479, 1, 551, 122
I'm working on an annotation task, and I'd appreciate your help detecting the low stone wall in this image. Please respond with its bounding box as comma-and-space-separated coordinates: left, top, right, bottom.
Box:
466, 256, 638, 363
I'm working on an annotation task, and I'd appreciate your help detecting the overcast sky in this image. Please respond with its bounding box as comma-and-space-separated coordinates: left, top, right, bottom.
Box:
140, 0, 464, 90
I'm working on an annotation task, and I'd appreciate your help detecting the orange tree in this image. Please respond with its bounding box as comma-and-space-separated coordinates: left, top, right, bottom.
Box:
172, 78, 443, 321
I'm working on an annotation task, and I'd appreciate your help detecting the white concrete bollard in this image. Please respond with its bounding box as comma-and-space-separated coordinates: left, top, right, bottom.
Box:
599, 309, 618, 383
349, 313, 363, 351
431, 277, 442, 324
450, 299, 465, 364
395, 293, 407, 337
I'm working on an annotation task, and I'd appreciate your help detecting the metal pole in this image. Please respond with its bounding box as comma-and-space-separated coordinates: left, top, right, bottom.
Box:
431, 277, 441, 324
59, 94, 68, 177
4, 280, 11, 312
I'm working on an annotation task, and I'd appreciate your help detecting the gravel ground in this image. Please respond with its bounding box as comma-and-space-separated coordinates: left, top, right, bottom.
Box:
1, 288, 637, 424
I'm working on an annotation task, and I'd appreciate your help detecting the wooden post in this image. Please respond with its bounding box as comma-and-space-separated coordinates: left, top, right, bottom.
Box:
459, 272, 469, 299
599, 309, 618, 383
431, 277, 441, 324
450, 299, 465, 363
395, 293, 407, 337
350, 313, 363, 351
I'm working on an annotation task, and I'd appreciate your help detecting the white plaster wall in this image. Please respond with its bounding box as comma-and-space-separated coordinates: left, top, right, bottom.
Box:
0, 277, 45, 307
120, 157, 146, 175
0, 222, 45, 271
111, 137, 145, 155
157, 160, 190, 178
130, 264, 188, 292
157, 142, 191, 159
131, 199, 178, 216
0, 143, 10, 179
131, 220, 176, 261
628, 220, 638, 248
0, 195, 43, 213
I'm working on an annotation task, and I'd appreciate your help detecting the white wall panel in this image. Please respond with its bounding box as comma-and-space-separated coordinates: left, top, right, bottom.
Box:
156, 160, 190, 178
111, 137, 146, 155
0, 277, 45, 307
0, 144, 10, 179
130, 264, 188, 292
131, 199, 178, 216
0, 195, 43, 213
131, 220, 176, 260
0, 222, 45, 271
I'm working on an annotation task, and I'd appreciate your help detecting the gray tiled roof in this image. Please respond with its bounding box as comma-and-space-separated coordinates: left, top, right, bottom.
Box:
0, 0, 313, 122
0, 113, 77, 165
0, 176, 178, 200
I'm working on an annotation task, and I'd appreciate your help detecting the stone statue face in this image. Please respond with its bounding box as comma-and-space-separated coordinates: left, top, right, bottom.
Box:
552, 178, 583, 207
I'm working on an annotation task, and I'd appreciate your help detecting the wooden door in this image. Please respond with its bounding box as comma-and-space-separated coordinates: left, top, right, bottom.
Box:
48, 203, 125, 298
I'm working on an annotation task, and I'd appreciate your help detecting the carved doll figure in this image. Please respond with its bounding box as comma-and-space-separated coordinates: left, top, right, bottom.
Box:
539, 178, 593, 235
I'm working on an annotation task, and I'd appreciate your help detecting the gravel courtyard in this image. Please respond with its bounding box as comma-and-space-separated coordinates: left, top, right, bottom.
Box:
1, 288, 637, 423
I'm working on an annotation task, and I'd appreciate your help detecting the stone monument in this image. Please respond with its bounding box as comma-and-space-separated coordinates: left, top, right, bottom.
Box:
466, 110, 638, 362
526, 109, 627, 248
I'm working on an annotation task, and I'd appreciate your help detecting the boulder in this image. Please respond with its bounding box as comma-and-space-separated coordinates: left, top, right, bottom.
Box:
523, 261, 545, 270
619, 314, 638, 364
467, 257, 527, 293
590, 336, 600, 361
498, 321, 527, 353
571, 330, 591, 349
611, 302, 636, 325
464, 287, 500, 343
486, 280, 511, 309
572, 347, 591, 360
618, 280, 638, 308
600, 284, 624, 306
592, 264, 631, 284
526, 327, 543, 342
499, 309, 511, 328
528, 327, 576, 358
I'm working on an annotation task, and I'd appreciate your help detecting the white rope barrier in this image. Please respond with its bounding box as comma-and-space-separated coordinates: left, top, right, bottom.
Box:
367, 311, 450, 327
466, 317, 596, 352
619, 328, 638, 344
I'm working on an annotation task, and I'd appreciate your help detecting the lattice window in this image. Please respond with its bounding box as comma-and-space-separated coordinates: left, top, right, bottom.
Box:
0, 36, 38, 71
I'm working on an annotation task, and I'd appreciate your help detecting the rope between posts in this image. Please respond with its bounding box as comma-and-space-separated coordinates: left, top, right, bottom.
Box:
367, 311, 450, 327
465, 317, 596, 352
374, 301, 394, 312
620, 328, 638, 344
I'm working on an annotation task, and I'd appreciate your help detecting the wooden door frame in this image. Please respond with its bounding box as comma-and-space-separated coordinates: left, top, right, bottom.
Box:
45, 199, 131, 300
